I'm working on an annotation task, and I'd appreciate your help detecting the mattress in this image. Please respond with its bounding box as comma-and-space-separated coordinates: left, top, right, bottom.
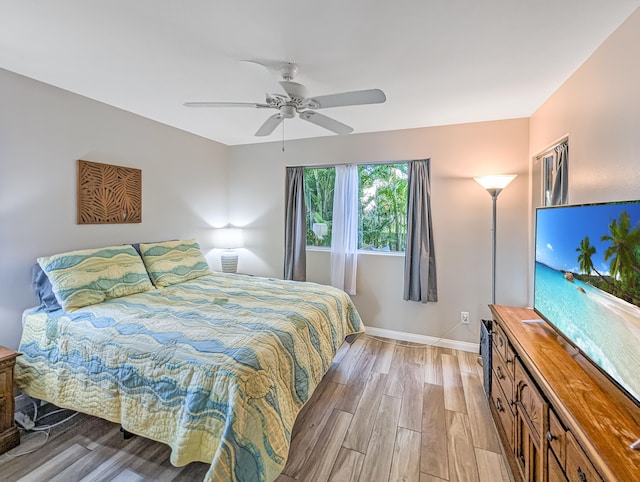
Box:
15, 272, 364, 481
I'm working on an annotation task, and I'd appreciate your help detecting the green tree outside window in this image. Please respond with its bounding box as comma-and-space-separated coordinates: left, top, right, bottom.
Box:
304, 163, 408, 252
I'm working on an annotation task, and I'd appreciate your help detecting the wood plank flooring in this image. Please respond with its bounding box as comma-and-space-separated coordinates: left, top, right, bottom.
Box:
0, 336, 510, 482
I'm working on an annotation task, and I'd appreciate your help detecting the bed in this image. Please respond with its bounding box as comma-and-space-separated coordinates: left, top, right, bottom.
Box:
15, 241, 364, 482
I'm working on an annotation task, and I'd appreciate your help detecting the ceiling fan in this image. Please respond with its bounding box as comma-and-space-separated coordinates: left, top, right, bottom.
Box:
184, 62, 386, 137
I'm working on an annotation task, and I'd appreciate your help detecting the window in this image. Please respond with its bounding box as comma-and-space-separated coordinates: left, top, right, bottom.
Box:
539, 139, 568, 206
304, 163, 408, 252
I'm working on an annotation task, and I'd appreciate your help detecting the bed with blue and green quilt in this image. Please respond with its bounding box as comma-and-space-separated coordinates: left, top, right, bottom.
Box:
15, 239, 364, 482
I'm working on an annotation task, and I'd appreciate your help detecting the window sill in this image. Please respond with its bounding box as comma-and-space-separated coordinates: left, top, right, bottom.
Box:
306, 246, 405, 257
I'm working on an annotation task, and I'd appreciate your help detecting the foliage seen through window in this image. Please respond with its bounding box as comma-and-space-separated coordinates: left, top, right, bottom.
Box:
304, 163, 408, 252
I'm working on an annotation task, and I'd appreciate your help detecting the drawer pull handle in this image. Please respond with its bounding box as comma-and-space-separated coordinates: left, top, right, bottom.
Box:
505, 357, 513, 364
497, 366, 505, 380
496, 398, 505, 412
577, 467, 587, 482
546, 431, 557, 442
499, 338, 504, 347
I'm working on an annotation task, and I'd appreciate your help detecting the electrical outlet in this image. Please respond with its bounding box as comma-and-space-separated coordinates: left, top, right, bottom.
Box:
461, 312, 470, 324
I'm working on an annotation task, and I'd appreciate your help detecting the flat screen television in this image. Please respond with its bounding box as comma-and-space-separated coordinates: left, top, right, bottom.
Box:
534, 200, 640, 408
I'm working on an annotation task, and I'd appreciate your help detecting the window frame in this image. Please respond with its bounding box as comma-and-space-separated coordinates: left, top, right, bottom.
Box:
303, 161, 409, 254
537, 137, 569, 207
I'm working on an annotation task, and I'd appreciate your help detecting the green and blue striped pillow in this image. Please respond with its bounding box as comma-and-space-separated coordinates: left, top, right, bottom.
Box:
38, 245, 154, 311
139, 239, 210, 287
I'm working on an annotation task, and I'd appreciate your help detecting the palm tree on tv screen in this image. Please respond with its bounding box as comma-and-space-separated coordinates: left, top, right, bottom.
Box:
575, 235, 619, 294
577, 236, 596, 275
574, 211, 640, 306
601, 211, 640, 290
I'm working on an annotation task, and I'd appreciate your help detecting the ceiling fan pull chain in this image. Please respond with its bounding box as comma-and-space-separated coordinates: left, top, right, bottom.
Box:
282, 119, 285, 152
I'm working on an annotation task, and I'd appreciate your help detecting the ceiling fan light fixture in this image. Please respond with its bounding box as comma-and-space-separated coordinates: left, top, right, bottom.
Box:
280, 105, 296, 119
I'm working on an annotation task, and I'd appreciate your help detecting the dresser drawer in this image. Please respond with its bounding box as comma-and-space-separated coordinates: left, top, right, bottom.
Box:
492, 374, 515, 450
566, 432, 602, 482
493, 323, 516, 371
548, 449, 568, 482
515, 359, 546, 443
492, 344, 515, 412
548, 408, 566, 468
493, 324, 509, 361
503, 339, 516, 378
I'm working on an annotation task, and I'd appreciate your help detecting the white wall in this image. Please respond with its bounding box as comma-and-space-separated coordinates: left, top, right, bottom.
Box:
0, 68, 229, 349
227, 119, 530, 344
529, 8, 640, 298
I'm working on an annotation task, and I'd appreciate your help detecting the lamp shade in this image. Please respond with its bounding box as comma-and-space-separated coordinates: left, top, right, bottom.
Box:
214, 228, 244, 249
473, 174, 517, 190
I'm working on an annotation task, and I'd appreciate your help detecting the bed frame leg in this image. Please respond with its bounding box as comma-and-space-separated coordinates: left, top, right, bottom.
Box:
120, 426, 134, 440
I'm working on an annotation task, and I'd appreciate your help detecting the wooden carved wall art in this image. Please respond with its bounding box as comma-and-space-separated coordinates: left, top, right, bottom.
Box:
77, 160, 142, 224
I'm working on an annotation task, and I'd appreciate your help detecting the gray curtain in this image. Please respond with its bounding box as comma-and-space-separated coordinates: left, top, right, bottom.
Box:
403, 159, 437, 302
550, 141, 569, 205
284, 167, 306, 281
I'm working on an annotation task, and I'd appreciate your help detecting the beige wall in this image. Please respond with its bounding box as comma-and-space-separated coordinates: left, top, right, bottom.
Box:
227, 119, 530, 344
530, 8, 640, 203
0, 67, 529, 350
0, 69, 230, 349
529, 8, 640, 298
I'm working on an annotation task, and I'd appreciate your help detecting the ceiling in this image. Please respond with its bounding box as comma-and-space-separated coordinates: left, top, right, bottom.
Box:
1, 1, 639, 146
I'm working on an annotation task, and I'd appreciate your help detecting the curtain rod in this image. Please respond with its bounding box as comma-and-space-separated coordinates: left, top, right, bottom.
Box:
534, 135, 568, 160
287, 159, 425, 169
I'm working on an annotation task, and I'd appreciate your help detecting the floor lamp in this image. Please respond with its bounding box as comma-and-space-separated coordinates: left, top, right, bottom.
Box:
474, 175, 517, 304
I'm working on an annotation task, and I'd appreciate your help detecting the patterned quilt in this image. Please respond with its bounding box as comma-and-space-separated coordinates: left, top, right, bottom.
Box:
15, 273, 364, 481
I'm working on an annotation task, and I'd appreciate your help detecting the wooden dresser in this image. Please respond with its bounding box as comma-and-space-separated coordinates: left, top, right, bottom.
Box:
488, 305, 640, 482
0, 347, 20, 454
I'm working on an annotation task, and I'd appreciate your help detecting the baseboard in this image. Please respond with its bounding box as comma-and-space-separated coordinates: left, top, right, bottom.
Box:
363, 325, 480, 353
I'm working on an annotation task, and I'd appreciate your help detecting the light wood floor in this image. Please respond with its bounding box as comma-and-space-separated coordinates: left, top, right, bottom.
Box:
0, 335, 511, 482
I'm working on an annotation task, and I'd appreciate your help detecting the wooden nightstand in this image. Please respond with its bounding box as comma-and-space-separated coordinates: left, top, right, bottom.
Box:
0, 347, 20, 454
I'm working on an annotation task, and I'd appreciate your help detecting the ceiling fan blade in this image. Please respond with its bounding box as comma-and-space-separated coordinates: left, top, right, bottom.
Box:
304, 89, 386, 109
255, 114, 283, 136
183, 102, 270, 108
299, 111, 353, 135
240, 60, 290, 95
279, 81, 308, 99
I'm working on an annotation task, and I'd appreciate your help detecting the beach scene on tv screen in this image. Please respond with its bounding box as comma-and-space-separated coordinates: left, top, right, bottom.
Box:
535, 201, 640, 403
